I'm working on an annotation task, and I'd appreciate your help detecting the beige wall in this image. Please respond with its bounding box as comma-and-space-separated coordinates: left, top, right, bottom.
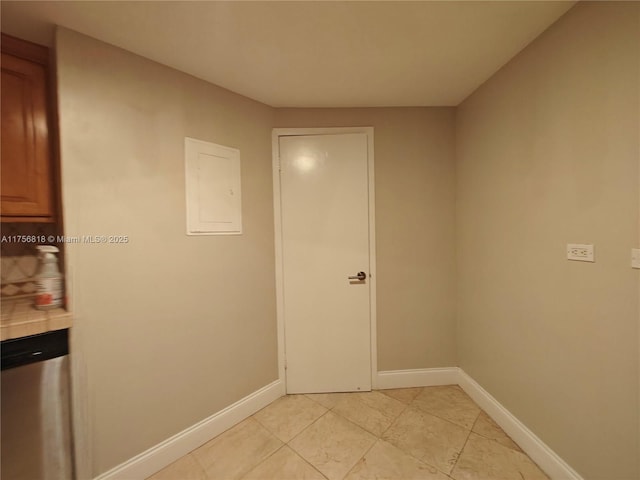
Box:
456, 3, 639, 479
275, 108, 457, 370
56, 29, 278, 476
56, 28, 457, 475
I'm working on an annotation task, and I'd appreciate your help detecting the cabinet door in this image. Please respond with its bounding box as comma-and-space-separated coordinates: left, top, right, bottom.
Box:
1, 51, 53, 219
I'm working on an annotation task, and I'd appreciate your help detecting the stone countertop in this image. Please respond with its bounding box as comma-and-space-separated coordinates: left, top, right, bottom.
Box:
1, 298, 72, 341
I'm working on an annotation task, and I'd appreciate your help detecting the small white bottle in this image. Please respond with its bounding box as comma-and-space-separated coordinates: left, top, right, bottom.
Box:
35, 245, 63, 310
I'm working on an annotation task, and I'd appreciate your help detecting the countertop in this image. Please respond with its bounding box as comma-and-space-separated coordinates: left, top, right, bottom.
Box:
1, 298, 72, 341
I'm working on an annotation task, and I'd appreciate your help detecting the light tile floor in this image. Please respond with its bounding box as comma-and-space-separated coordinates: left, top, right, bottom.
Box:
147, 386, 549, 480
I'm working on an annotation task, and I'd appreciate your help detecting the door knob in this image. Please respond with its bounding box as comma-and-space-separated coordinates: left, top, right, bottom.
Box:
348, 271, 367, 281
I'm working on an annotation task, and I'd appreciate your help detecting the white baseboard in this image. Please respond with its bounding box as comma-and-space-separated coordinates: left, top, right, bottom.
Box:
94, 369, 582, 480
94, 379, 285, 480
376, 367, 460, 389
458, 370, 583, 480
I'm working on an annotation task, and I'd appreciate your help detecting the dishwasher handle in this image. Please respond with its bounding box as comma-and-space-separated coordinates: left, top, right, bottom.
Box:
1, 330, 68, 370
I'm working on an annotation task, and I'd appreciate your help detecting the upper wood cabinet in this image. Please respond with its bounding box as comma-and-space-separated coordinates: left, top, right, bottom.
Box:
1, 34, 56, 222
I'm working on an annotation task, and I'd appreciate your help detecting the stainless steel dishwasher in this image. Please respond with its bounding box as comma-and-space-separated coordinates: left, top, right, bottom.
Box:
1, 329, 74, 480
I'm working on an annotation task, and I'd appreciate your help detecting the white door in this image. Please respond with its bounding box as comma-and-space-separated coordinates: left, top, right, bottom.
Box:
279, 132, 373, 393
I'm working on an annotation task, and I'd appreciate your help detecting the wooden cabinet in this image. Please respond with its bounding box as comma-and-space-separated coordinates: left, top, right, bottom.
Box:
1, 34, 56, 222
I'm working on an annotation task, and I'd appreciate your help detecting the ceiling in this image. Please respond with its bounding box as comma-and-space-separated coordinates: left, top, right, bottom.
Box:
1, 1, 575, 107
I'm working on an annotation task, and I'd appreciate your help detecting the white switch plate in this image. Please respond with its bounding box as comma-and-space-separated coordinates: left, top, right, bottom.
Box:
567, 244, 594, 262
632, 249, 640, 269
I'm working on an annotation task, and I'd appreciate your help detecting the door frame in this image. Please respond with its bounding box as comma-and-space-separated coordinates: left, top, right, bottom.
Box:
272, 127, 378, 392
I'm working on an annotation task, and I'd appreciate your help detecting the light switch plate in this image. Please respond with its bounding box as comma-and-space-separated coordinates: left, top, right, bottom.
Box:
632, 249, 640, 269
567, 244, 594, 262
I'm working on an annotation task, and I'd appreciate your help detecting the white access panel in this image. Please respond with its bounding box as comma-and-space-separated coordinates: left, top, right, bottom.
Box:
185, 137, 242, 235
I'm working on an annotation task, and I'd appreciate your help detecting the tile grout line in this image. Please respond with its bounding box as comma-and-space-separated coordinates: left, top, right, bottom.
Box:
378, 400, 410, 438
468, 412, 526, 454
386, 387, 476, 479
323, 391, 435, 479
236, 442, 287, 480
285, 406, 332, 446
286, 405, 371, 480
448, 411, 479, 479
411, 403, 483, 432
339, 437, 381, 480
250, 396, 332, 480
372, 396, 452, 478
185, 453, 208, 480
325, 393, 406, 440
301, 454, 330, 480
189, 447, 210, 479
223, 418, 285, 480
375, 406, 456, 480
287, 393, 400, 480
283, 443, 331, 480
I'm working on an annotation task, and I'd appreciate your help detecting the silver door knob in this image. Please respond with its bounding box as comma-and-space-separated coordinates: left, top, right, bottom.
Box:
348, 271, 367, 281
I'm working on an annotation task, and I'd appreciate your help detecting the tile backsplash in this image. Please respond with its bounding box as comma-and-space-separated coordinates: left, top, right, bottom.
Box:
1, 223, 60, 298
1, 256, 39, 296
